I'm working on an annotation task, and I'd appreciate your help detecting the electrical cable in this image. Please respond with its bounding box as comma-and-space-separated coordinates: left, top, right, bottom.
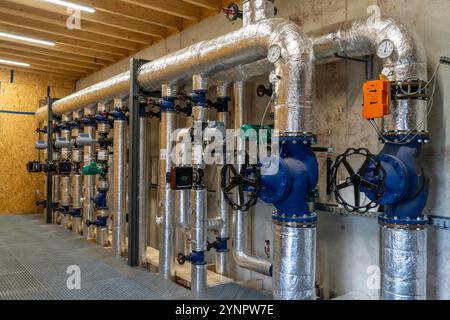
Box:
260, 92, 275, 128
398, 63, 440, 96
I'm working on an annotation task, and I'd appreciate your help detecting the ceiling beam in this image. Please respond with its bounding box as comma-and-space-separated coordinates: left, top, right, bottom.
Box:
0, 22, 129, 57
121, 0, 201, 21
182, 0, 219, 11
0, 45, 100, 71
0, 1, 157, 44
4, 0, 167, 38
0, 40, 108, 67
0, 51, 90, 76
76, 0, 183, 30
0, 65, 79, 80
0, 9, 141, 51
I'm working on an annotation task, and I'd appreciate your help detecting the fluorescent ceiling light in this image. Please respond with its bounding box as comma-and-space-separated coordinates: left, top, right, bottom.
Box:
0, 32, 55, 46
45, 0, 96, 13
0, 58, 30, 67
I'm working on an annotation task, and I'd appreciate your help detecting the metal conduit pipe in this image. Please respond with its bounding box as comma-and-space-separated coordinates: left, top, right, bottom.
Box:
189, 75, 209, 297
139, 115, 148, 265
232, 81, 272, 277
157, 85, 178, 280
112, 118, 127, 255
83, 124, 96, 239
212, 83, 231, 276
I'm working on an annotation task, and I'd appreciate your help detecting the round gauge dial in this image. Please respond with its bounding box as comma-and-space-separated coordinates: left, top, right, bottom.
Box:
377, 39, 395, 59
267, 45, 282, 63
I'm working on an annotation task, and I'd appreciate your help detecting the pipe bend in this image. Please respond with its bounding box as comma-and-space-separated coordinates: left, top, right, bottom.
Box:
311, 15, 427, 81
232, 250, 272, 277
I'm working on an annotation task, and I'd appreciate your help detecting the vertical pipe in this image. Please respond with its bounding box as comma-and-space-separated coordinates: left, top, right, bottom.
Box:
83, 124, 96, 239
215, 85, 230, 276
231, 82, 272, 276
190, 189, 208, 297
380, 226, 427, 300
158, 87, 177, 279
273, 223, 316, 300
242, 0, 275, 27
46, 99, 53, 224
139, 116, 148, 265
112, 119, 127, 255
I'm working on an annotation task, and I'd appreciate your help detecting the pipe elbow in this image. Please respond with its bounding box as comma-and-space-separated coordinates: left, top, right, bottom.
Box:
232, 249, 272, 277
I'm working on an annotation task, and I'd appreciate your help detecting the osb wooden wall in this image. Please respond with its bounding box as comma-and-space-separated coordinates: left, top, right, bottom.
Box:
0, 69, 74, 214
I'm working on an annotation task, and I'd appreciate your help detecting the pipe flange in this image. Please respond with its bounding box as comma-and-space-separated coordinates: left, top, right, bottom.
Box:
272, 212, 317, 226
378, 214, 429, 230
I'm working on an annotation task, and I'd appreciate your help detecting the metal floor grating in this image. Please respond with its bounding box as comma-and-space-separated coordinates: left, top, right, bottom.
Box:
0, 214, 270, 300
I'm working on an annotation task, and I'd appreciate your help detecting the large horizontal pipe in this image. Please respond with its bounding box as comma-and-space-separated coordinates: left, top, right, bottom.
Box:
35, 18, 314, 135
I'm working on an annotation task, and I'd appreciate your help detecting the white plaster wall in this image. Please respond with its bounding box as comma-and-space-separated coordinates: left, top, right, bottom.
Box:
75, 0, 450, 299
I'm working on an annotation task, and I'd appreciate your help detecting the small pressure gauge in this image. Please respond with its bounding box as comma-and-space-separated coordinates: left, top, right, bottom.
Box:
268, 45, 282, 63
377, 39, 395, 59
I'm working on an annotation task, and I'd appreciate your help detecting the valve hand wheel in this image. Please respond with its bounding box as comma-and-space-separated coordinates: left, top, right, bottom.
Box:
221, 153, 261, 212
330, 148, 386, 213
222, 3, 242, 21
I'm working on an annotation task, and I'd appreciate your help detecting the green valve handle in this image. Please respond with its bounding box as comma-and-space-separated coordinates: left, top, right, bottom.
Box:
240, 124, 273, 144
83, 162, 104, 176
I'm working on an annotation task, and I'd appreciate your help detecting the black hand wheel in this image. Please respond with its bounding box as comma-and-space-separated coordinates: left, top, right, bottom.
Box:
221, 152, 261, 212
330, 148, 386, 213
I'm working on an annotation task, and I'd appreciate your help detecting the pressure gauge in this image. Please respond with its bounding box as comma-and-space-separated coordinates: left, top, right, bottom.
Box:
268, 45, 282, 63
377, 39, 395, 59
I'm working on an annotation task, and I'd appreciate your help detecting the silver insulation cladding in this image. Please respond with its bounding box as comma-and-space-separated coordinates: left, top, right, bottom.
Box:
243, 0, 275, 26
83, 125, 95, 239
51, 175, 60, 203
380, 226, 427, 300
112, 119, 127, 255
158, 111, 177, 280
72, 174, 82, 209
59, 176, 71, 207
273, 223, 316, 300
310, 15, 428, 132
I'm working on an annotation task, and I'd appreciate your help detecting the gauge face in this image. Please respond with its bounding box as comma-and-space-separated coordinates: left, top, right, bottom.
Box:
267, 45, 281, 63
377, 39, 395, 59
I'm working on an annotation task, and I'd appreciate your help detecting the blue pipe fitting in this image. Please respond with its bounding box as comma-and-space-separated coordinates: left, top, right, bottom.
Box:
213, 97, 230, 113
363, 134, 429, 223
139, 103, 147, 118
260, 136, 319, 222
215, 237, 229, 253
160, 97, 177, 112
191, 91, 207, 107
81, 117, 96, 126
95, 114, 108, 124
70, 208, 81, 217
112, 110, 126, 120
86, 216, 108, 227
191, 251, 206, 266
91, 191, 108, 209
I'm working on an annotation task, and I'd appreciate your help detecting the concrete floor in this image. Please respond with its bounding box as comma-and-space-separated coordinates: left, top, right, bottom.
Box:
0, 214, 270, 300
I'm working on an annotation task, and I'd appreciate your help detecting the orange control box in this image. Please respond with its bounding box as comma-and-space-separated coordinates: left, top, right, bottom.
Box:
362, 75, 390, 119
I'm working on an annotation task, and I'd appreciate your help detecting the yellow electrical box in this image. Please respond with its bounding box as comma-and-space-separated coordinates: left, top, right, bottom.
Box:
362, 75, 390, 120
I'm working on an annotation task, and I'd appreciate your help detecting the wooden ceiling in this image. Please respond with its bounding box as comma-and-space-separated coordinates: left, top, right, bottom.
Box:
0, 0, 234, 80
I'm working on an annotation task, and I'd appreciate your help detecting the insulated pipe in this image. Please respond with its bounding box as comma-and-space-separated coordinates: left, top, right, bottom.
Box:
273, 223, 316, 300
214, 84, 231, 276
139, 116, 148, 265
157, 87, 177, 280
242, 0, 275, 27
112, 119, 127, 255
310, 15, 428, 133
35, 18, 314, 134
189, 75, 209, 297
380, 226, 427, 300
190, 188, 208, 297
83, 124, 96, 239
232, 81, 272, 277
